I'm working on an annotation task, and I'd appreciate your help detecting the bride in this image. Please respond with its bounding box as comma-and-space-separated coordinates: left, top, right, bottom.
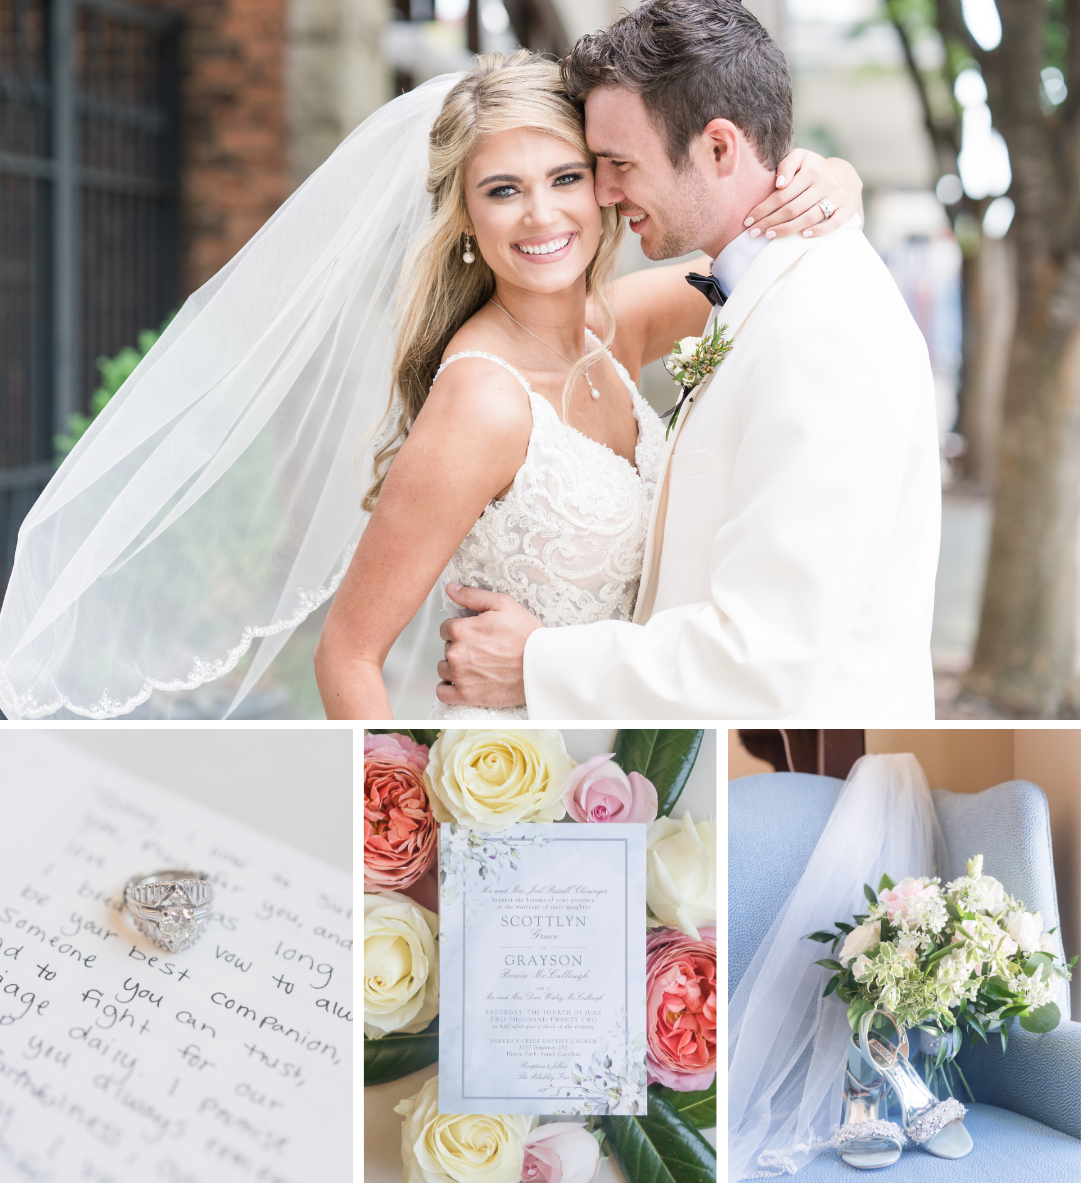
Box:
315, 52, 861, 720
0, 52, 860, 722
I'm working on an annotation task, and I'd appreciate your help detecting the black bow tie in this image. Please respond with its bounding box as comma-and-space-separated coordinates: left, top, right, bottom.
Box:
686, 271, 726, 307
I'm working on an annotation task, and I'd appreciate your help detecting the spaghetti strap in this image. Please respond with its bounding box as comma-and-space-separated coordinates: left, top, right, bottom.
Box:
433, 350, 535, 411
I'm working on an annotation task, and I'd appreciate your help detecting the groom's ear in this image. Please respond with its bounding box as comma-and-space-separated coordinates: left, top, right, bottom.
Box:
699, 119, 741, 178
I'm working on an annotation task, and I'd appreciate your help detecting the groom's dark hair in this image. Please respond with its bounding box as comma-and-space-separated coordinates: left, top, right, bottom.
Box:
561, 0, 793, 171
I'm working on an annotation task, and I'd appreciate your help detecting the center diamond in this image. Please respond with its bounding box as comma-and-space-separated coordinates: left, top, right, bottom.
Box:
158, 904, 198, 952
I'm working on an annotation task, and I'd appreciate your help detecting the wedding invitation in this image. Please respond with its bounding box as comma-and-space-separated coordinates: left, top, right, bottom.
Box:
438, 823, 646, 1116
0, 733, 351, 1183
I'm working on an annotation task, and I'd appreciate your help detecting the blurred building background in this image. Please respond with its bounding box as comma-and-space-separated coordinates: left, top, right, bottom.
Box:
1, 0, 1075, 719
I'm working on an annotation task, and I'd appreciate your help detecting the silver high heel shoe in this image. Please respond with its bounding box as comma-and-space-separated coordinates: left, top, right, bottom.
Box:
833, 1039, 906, 1169
858, 1009, 973, 1159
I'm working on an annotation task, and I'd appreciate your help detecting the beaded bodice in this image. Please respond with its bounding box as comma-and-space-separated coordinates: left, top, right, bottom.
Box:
429, 340, 664, 720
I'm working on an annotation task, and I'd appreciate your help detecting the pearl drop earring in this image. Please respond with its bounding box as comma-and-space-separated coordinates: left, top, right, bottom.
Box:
462, 231, 475, 264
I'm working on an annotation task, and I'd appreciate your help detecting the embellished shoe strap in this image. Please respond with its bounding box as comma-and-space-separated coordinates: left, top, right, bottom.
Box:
833, 1120, 907, 1149
905, 1098, 967, 1145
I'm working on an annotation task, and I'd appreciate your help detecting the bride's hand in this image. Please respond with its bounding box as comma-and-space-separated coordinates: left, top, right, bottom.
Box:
743, 150, 863, 240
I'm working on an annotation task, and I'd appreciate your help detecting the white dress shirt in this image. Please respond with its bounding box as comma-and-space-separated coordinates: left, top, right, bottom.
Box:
710, 228, 772, 303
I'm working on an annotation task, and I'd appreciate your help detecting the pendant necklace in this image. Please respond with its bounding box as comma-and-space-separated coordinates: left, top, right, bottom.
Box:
489, 299, 601, 400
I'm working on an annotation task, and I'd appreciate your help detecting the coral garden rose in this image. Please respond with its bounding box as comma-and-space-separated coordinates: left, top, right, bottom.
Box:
395, 1074, 534, 1183
426, 729, 571, 830
839, 921, 881, 968
364, 733, 437, 892
645, 926, 717, 1091
521, 1122, 600, 1183
562, 753, 657, 825
363, 891, 439, 1038
645, 811, 716, 940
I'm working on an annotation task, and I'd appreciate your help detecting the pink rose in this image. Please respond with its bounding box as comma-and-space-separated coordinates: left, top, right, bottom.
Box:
364, 733, 437, 893
645, 926, 717, 1091
880, 877, 937, 922
562, 754, 658, 825
522, 1122, 600, 1183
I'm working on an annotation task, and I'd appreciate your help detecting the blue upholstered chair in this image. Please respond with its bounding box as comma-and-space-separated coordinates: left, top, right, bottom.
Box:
730, 773, 1081, 1183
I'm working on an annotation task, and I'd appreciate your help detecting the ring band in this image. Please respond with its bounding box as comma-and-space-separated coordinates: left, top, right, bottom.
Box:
817, 199, 836, 220
124, 869, 213, 953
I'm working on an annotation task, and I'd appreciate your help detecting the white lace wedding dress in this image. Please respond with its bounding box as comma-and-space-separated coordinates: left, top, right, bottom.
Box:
429, 337, 664, 720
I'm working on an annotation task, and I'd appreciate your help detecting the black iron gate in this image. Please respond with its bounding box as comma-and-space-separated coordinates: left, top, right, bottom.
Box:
0, 0, 179, 592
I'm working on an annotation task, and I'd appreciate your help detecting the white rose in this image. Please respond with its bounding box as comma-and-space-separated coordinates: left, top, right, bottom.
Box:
839, 921, 880, 967
364, 892, 439, 1038
675, 335, 700, 360
645, 811, 715, 940
1040, 932, 1058, 955
425, 730, 571, 830
851, 953, 873, 980
1006, 910, 1044, 955
395, 1075, 535, 1183
975, 874, 1007, 913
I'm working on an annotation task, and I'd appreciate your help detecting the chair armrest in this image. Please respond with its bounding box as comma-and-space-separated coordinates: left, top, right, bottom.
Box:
956, 1019, 1081, 1139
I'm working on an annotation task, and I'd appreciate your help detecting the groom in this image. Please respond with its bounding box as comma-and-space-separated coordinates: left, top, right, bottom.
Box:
436, 0, 941, 719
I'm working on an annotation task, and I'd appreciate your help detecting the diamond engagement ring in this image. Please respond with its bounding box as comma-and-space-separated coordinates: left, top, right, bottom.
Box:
124, 870, 213, 952
817, 199, 836, 220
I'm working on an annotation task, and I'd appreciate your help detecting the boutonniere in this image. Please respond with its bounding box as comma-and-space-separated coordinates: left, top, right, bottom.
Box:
660, 321, 733, 439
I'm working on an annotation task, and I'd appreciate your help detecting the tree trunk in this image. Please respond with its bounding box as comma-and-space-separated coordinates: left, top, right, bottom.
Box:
962, 0, 1080, 715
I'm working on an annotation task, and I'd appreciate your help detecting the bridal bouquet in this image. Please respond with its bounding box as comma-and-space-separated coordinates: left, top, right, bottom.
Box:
806, 855, 1076, 1094
364, 728, 717, 1184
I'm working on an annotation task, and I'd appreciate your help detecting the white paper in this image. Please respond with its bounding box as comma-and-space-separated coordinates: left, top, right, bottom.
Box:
0, 732, 351, 1183
438, 823, 646, 1117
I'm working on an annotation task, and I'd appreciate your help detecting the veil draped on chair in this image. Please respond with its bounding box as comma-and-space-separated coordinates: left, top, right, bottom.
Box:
0, 76, 461, 719
729, 753, 945, 1179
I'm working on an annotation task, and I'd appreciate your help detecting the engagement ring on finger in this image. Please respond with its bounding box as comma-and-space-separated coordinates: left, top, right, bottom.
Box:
124, 870, 213, 952
817, 199, 836, 220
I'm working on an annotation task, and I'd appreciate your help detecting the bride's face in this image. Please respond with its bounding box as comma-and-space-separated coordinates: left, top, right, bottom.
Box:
463, 127, 602, 294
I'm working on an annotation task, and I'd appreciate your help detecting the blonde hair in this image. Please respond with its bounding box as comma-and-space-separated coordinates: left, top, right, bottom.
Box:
362, 51, 625, 511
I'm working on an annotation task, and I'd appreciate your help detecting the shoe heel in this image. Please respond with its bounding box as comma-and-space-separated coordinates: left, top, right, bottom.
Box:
834, 1047, 905, 1170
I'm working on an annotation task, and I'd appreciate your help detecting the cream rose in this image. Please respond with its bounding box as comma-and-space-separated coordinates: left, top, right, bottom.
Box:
1006, 909, 1044, 954
851, 953, 873, 980
839, 921, 880, 967
364, 892, 439, 1039
645, 811, 716, 940
395, 1075, 535, 1183
975, 874, 1007, 913
425, 730, 571, 830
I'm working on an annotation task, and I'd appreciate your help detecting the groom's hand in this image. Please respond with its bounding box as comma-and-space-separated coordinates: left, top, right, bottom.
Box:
436, 584, 542, 709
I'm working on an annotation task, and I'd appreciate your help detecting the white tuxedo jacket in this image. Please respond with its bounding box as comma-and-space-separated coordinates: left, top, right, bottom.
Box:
523, 223, 941, 719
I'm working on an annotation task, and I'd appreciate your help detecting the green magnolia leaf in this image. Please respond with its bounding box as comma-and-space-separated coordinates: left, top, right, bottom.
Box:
648, 1080, 717, 1129
877, 873, 897, 893
366, 727, 440, 749
602, 1093, 716, 1184
1019, 1002, 1061, 1034
364, 1017, 439, 1085
613, 729, 704, 817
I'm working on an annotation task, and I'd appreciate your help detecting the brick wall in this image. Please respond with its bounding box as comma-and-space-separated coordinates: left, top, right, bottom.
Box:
141, 0, 290, 297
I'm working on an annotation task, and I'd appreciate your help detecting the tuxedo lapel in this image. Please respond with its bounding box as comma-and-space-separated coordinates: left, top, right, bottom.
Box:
632, 232, 819, 625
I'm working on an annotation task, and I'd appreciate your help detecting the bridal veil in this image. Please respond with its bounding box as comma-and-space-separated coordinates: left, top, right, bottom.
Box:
729, 753, 944, 1180
0, 76, 460, 719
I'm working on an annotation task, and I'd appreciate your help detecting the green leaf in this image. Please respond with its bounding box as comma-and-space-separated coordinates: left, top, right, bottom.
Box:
923, 945, 956, 968
613, 729, 704, 817
814, 959, 844, 972
1019, 1002, 1061, 1034
363, 1017, 439, 1085
983, 976, 1014, 999
366, 728, 440, 749
877, 873, 896, 893
648, 1080, 717, 1130
834, 921, 855, 934
601, 1093, 716, 1184
1023, 951, 1055, 980
946, 899, 962, 922
863, 884, 878, 906
803, 930, 838, 943
822, 974, 840, 998
999, 1004, 1028, 1018
847, 998, 873, 1032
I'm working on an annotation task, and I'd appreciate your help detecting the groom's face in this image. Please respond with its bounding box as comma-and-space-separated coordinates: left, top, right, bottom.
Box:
584, 87, 713, 260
